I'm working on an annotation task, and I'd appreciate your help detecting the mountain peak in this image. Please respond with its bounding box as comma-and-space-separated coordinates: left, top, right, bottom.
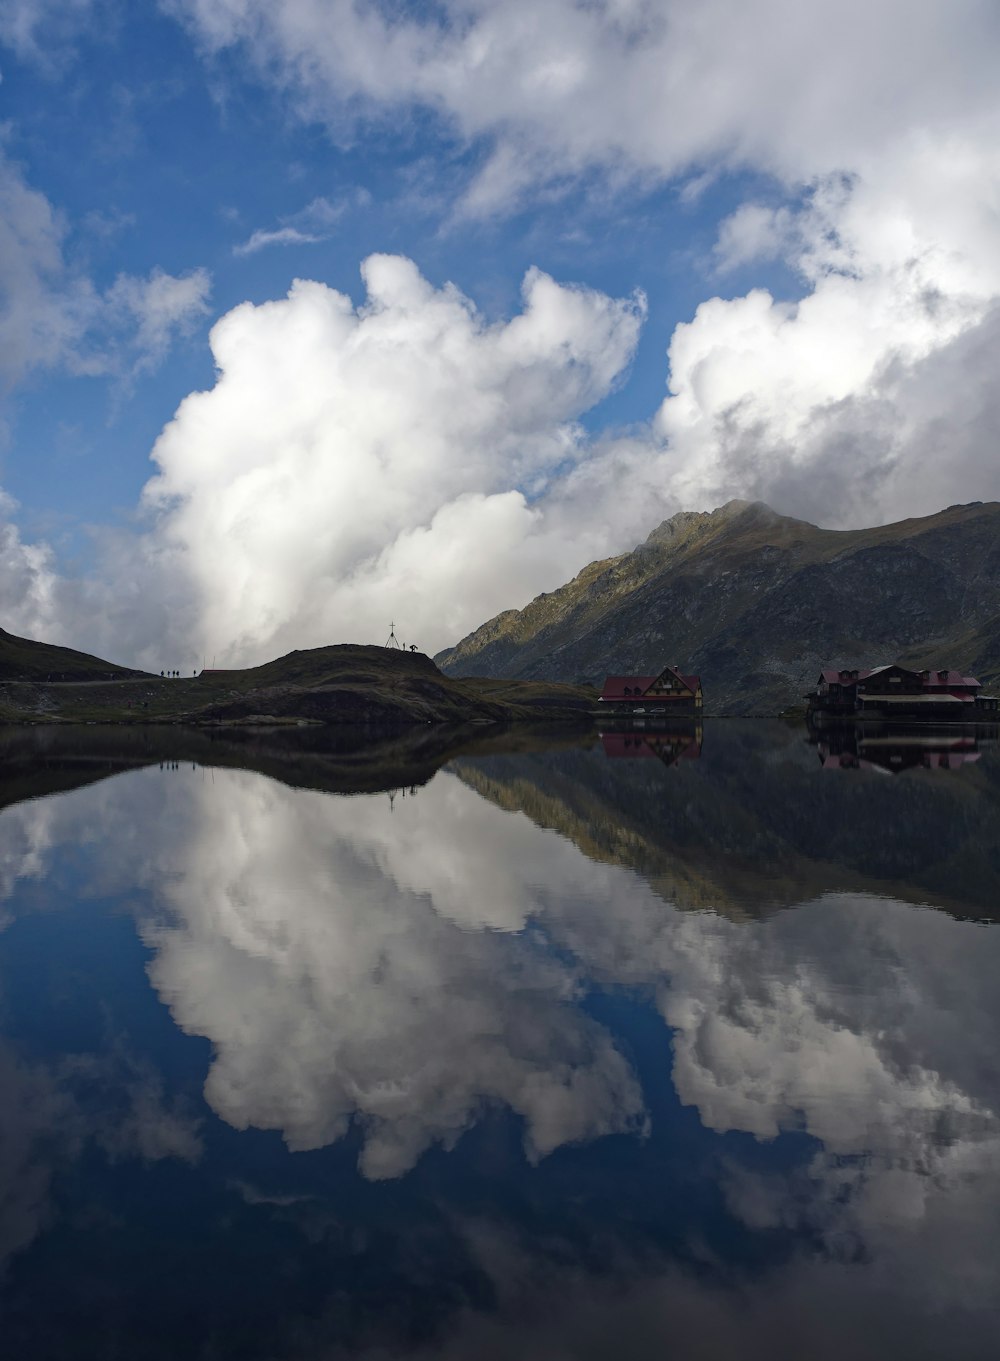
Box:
642, 499, 786, 551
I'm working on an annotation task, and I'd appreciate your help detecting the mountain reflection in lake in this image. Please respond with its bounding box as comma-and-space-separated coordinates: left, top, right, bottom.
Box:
1, 721, 998, 1360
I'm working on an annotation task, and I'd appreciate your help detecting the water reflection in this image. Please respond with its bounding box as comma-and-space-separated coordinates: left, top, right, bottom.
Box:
461, 725, 1000, 920
0, 722, 998, 1358
810, 722, 997, 773
600, 721, 702, 765
143, 767, 648, 1175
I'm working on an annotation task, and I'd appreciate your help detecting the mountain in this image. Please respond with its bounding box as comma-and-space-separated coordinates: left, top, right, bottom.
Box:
0, 626, 149, 682
435, 500, 1000, 714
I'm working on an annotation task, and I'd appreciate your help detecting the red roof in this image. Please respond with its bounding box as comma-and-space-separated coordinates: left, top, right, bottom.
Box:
818, 666, 982, 690
923, 671, 980, 689
600, 675, 657, 700
820, 668, 867, 684
599, 669, 701, 701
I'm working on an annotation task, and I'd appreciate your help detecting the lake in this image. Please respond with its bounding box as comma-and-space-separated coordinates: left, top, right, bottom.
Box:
1, 720, 998, 1359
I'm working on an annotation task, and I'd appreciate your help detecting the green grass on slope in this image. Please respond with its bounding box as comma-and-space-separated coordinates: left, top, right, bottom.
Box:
0, 627, 148, 682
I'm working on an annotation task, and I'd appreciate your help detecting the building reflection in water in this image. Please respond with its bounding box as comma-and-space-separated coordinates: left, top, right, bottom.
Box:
600, 722, 703, 766
810, 723, 997, 773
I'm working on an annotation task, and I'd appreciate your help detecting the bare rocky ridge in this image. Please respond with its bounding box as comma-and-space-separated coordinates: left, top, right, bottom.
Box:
435, 500, 1000, 714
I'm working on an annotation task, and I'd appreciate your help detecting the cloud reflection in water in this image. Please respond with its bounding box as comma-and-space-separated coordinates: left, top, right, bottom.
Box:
141, 769, 648, 1177
137, 762, 1000, 1321
0, 746, 998, 1355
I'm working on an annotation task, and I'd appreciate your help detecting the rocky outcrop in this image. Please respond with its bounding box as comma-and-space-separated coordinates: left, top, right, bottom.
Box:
436, 501, 1000, 714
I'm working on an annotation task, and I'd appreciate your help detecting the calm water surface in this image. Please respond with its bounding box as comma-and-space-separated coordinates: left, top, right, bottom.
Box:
1, 721, 998, 1359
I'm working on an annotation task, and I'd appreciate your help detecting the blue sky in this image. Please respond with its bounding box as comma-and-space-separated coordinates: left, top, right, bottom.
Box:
3, 4, 780, 522
2, 1, 999, 666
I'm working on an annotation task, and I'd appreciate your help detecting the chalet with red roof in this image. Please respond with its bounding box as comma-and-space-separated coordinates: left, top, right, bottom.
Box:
599, 664, 703, 715
806, 663, 998, 719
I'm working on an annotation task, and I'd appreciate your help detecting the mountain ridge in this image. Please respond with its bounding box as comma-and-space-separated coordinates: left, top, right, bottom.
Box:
435, 500, 1000, 714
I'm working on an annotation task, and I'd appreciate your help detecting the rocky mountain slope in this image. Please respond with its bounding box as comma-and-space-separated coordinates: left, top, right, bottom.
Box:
436, 500, 1000, 714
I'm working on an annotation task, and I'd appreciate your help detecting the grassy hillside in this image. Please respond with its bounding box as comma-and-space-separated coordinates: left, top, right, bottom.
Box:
0, 626, 149, 682
0, 642, 597, 728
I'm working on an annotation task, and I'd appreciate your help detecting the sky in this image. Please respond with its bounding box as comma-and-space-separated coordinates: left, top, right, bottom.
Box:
1, 0, 1000, 669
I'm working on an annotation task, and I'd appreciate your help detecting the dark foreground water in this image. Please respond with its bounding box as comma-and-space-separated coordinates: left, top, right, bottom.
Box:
1, 721, 999, 1360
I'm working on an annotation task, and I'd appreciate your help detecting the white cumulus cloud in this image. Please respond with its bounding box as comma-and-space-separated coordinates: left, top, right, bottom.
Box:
139, 254, 644, 664
141, 0, 1000, 648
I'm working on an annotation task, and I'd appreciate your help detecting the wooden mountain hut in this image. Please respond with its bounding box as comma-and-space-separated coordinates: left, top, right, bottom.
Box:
599, 665, 703, 715
806, 662, 998, 719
